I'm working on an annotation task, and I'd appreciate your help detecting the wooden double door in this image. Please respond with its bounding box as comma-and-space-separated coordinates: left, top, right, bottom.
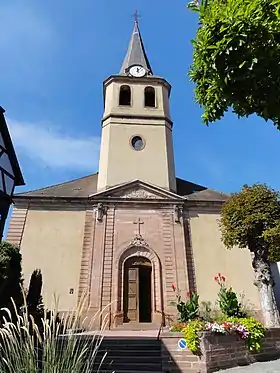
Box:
123, 257, 152, 323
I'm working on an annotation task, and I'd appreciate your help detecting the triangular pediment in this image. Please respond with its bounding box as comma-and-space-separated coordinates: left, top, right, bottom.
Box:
89, 180, 184, 200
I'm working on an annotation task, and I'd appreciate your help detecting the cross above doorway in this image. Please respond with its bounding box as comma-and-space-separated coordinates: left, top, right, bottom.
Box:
133, 217, 144, 235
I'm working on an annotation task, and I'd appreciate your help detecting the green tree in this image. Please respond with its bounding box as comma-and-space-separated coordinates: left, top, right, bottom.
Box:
0, 241, 23, 313
188, 0, 280, 127
27, 269, 44, 317
220, 184, 280, 327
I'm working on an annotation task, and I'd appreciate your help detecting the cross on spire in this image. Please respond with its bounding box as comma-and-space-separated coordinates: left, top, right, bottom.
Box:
133, 10, 140, 24
133, 217, 144, 235
119, 12, 153, 75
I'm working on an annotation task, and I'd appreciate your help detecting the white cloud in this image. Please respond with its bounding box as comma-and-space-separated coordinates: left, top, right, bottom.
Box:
7, 118, 100, 171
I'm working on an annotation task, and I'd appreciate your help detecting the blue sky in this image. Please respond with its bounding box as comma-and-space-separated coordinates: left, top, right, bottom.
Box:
2, 0, 280, 199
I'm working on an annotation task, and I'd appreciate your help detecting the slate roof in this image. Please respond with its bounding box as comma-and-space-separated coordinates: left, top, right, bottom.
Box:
14, 173, 227, 202
185, 188, 229, 202
0, 107, 24, 186
120, 20, 153, 75
16, 173, 98, 198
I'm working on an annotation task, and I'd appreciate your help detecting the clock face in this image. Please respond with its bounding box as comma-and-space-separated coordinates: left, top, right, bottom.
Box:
129, 65, 146, 78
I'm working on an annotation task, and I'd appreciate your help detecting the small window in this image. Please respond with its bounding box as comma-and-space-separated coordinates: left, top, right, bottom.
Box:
119, 85, 131, 106
131, 136, 145, 151
144, 87, 156, 108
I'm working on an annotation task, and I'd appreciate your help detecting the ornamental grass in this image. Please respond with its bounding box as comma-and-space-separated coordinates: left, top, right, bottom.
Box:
0, 291, 110, 373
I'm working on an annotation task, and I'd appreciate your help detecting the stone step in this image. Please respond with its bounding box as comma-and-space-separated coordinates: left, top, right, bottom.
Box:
97, 349, 161, 357
99, 342, 161, 349
91, 363, 162, 372
115, 323, 161, 331
95, 355, 161, 362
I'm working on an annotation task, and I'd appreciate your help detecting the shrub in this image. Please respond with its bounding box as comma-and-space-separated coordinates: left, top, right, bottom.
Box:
0, 241, 23, 316
182, 320, 205, 355
227, 317, 266, 352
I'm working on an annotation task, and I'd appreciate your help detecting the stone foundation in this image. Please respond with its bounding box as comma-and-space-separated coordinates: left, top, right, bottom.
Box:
160, 329, 280, 373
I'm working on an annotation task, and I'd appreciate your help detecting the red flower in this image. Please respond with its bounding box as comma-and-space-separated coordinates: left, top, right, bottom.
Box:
221, 276, 226, 282
218, 272, 221, 277
186, 291, 190, 298
172, 283, 176, 291
214, 276, 218, 281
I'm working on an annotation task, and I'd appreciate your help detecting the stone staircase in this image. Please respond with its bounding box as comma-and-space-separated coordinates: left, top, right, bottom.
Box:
115, 322, 161, 331
93, 336, 163, 373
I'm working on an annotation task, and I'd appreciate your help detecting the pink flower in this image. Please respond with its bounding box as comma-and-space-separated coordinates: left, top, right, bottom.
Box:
186, 291, 190, 298
221, 276, 226, 282
172, 283, 176, 291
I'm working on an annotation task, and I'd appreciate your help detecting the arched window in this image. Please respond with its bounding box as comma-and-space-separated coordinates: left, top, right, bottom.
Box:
144, 87, 156, 108
119, 85, 131, 106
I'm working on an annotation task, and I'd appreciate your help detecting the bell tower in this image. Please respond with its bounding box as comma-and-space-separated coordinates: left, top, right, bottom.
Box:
97, 19, 176, 192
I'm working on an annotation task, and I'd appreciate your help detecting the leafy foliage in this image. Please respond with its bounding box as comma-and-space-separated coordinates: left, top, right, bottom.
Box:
171, 285, 199, 322
215, 273, 246, 317
172, 316, 265, 354
227, 317, 266, 352
219, 184, 280, 262
188, 0, 280, 127
182, 320, 205, 355
0, 241, 23, 312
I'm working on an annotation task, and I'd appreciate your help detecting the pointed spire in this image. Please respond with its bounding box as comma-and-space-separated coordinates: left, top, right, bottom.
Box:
120, 18, 153, 75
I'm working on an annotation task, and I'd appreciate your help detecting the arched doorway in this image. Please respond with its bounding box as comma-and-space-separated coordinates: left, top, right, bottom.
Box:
123, 256, 152, 323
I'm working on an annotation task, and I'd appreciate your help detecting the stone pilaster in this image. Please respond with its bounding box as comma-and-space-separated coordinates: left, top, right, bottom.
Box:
161, 211, 176, 312
78, 206, 95, 306
100, 206, 115, 325
183, 211, 197, 293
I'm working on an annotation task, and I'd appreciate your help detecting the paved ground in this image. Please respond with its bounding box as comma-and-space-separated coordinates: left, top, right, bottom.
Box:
220, 358, 280, 372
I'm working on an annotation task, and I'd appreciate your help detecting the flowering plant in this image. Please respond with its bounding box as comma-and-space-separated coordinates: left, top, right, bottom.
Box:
170, 273, 265, 355
170, 284, 199, 322
205, 320, 249, 340
171, 317, 264, 354
214, 273, 245, 318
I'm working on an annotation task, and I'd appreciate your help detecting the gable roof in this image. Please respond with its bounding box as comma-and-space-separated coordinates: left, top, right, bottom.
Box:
185, 188, 229, 202
14, 173, 208, 200
15, 173, 98, 198
0, 107, 24, 186
176, 177, 206, 196
14, 172, 228, 204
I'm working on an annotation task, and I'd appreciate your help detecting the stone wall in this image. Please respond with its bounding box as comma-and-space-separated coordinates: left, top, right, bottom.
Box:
160, 332, 206, 373
160, 329, 280, 373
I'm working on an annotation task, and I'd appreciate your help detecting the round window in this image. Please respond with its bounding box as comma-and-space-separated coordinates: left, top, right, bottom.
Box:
131, 136, 144, 151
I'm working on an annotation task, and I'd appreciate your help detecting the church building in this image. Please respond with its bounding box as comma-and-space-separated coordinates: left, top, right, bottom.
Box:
7, 20, 260, 329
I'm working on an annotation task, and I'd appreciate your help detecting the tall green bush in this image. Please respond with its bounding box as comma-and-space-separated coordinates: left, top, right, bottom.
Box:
0, 241, 22, 314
